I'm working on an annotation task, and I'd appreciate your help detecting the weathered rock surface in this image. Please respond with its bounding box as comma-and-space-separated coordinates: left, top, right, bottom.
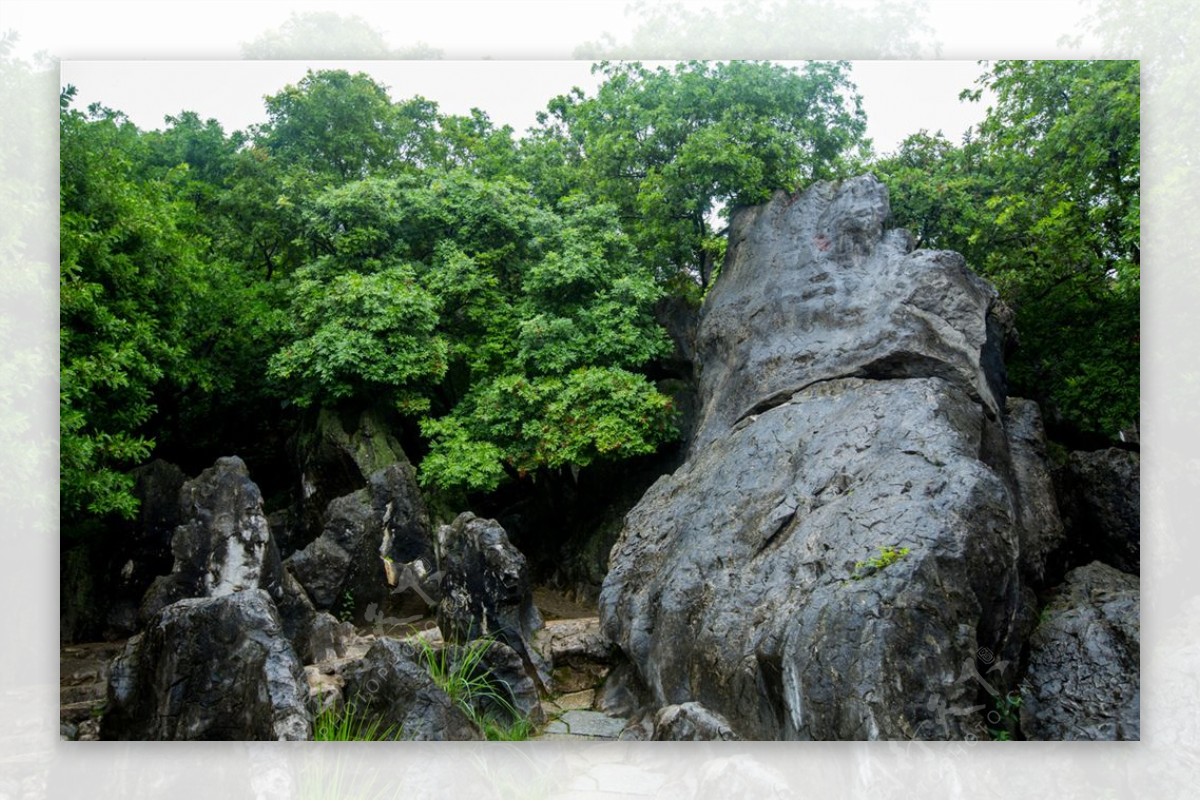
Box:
533, 617, 614, 693
138, 456, 314, 654
653, 702, 741, 741
436, 513, 546, 682
102, 589, 310, 740
1003, 398, 1067, 584
1059, 448, 1140, 574
688, 175, 1008, 453
287, 462, 436, 617
139, 457, 277, 617
294, 407, 410, 541
1021, 561, 1140, 740
339, 637, 482, 740
601, 176, 1048, 740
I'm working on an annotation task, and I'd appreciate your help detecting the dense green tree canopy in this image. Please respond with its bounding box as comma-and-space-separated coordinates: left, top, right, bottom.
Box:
60, 91, 206, 521
522, 60, 867, 288
59, 59, 1139, 532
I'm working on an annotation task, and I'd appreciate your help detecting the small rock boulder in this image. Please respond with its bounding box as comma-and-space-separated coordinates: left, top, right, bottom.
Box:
533, 617, 614, 694
339, 637, 481, 740
305, 611, 355, 664
653, 702, 742, 741
1021, 561, 1139, 740
102, 589, 310, 740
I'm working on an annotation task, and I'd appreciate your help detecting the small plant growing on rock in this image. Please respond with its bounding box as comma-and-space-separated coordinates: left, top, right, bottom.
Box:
335, 589, 355, 622
987, 690, 1023, 741
851, 545, 911, 580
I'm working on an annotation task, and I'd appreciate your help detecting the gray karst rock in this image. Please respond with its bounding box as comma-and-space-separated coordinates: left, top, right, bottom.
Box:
600, 176, 1059, 740
1059, 448, 1140, 574
102, 589, 310, 740
653, 701, 742, 741
1021, 561, 1140, 740
137, 456, 315, 654
1002, 398, 1067, 584
687, 175, 1010, 454
304, 610, 355, 664
338, 637, 482, 740
138, 456, 276, 616
293, 407, 410, 541
436, 512, 548, 688
286, 462, 437, 618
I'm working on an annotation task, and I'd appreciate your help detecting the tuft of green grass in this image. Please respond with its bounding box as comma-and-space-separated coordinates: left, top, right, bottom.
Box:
480, 714, 534, 741
313, 700, 400, 741
416, 637, 533, 741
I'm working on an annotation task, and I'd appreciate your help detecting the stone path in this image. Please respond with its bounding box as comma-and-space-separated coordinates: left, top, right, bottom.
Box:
538, 709, 630, 740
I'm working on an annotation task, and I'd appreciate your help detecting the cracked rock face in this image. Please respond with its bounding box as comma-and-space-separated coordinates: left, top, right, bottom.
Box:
601, 176, 1053, 740
103, 589, 310, 740
1021, 562, 1139, 740
691, 176, 1008, 453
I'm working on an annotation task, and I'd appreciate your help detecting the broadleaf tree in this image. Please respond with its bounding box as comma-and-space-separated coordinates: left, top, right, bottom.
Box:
523, 60, 868, 291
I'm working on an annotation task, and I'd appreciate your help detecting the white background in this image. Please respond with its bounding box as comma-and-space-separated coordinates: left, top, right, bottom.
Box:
2, 0, 1194, 797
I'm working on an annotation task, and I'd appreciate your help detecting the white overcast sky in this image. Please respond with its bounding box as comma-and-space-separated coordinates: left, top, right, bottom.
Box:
58, 58, 993, 154
58, 59, 993, 155
11, 0, 1095, 157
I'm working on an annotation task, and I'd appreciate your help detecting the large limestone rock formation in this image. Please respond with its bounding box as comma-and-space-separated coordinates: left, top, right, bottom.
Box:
139, 456, 277, 615
102, 589, 310, 740
600, 176, 1066, 740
